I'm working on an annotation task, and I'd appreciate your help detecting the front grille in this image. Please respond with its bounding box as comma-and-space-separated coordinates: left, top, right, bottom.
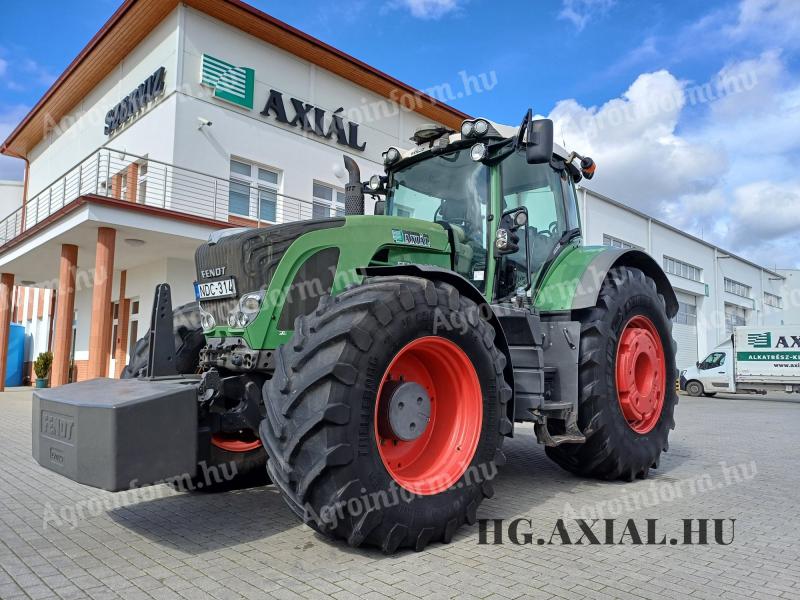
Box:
195, 218, 344, 325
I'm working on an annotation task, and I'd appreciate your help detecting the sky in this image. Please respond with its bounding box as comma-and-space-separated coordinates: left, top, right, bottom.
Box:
0, 0, 799, 268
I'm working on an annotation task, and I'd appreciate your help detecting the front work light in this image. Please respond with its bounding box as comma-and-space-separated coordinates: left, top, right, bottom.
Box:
470, 143, 488, 161
383, 147, 401, 165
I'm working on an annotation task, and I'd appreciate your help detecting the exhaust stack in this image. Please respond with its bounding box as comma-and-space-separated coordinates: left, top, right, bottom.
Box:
343, 156, 364, 216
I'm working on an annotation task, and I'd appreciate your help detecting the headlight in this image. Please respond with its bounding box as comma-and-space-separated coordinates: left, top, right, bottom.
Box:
368, 174, 382, 191
495, 228, 509, 250
240, 291, 264, 313
200, 310, 216, 332
461, 120, 475, 137
383, 147, 401, 165
470, 143, 487, 162
473, 119, 489, 135
228, 291, 264, 328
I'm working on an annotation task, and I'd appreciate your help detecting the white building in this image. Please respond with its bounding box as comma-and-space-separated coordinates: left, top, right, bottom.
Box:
580, 189, 788, 368
0, 0, 464, 386
0, 180, 23, 221
778, 269, 800, 325
0, 0, 792, 385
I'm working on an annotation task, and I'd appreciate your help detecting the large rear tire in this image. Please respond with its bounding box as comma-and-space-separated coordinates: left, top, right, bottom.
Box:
122, 302, 268, 490
260, 276, 511, 553
545, 267, 678, 481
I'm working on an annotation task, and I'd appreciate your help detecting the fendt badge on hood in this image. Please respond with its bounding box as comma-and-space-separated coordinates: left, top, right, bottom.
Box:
201, 267, 226, 279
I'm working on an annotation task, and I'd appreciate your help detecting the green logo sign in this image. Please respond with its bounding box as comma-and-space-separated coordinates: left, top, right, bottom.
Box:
746, 332, 771, 348
391, 228, 431, 247
201, 54, 254, 109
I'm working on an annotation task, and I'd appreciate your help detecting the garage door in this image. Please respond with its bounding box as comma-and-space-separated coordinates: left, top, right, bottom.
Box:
672, 292, 698, 370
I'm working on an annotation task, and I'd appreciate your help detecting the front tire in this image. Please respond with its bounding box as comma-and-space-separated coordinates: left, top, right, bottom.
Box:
545, 267, 678, 481
260, 276, 511, 553
686, 380, 704, 397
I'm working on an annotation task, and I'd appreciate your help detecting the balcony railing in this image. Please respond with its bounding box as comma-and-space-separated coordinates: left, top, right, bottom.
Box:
0, 148, 345, 247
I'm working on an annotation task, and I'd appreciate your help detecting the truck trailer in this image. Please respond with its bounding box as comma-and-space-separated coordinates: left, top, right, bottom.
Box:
680, 326, 800, 396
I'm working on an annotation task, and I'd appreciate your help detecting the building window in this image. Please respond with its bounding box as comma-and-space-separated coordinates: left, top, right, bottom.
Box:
663, 256, 702, 283
312, 182, 345, 219
602, 234, 642, 250
673, 301, 697, 326
764, 292, 783, 309
228, 159, 280, 221
724, 277, 751, 298
724, 303, 747, 335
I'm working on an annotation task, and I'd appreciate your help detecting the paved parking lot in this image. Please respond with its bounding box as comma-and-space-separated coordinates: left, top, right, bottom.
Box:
1, 388, 799, 600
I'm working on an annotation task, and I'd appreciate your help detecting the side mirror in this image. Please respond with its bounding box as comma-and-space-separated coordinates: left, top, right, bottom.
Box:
526, 118, 554, 165
373, 200, 386, 215
696, 361, 701, 368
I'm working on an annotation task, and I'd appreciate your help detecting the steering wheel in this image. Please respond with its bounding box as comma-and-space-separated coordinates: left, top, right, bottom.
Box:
548, 221, 559, 237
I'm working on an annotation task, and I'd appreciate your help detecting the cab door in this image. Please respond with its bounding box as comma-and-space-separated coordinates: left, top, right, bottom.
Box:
697, 351, 733, 392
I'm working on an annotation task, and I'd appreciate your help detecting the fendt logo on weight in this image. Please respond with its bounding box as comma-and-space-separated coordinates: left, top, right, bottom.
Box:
40, 411, 75, 444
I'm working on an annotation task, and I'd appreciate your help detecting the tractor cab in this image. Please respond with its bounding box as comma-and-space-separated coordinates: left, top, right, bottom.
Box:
373, 111, 594, 304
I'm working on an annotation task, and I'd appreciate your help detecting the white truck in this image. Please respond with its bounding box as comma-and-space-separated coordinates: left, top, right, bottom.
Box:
680, 326, 800, 397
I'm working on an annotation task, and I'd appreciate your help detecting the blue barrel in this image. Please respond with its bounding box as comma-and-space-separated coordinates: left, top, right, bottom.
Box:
5, 323, 25, 387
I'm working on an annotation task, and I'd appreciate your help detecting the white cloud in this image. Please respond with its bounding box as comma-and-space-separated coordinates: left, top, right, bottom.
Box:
558, 0, 615, 32
389, 0, 462, 19
727, 0, 800, 48
547, 49, 800, 268
549, 70, 724, 214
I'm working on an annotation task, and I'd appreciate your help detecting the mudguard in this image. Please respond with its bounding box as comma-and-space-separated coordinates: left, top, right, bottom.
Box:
535, 246, 679, 318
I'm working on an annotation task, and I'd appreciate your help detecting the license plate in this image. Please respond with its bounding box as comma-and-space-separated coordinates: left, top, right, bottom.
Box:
195, 278, 236, 300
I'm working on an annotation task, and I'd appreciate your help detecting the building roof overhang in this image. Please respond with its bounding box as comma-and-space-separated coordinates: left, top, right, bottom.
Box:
0, 0, 470, 159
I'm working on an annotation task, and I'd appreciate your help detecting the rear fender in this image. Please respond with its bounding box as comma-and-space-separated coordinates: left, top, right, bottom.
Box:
536, 246, 678, 318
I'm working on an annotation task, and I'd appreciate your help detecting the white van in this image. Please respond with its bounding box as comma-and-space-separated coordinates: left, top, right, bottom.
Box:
680, 326, 800, 397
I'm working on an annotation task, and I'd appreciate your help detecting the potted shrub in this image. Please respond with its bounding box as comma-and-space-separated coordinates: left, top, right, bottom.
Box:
34, 352, 53, 388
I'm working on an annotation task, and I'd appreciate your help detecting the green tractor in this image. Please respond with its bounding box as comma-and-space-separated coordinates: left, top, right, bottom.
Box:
32, 110, 678, 553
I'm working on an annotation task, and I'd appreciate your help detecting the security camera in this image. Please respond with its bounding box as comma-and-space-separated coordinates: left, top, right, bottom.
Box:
197, 117, 213, 129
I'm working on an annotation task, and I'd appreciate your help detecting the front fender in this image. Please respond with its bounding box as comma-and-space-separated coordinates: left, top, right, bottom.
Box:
535, 246, 678, 317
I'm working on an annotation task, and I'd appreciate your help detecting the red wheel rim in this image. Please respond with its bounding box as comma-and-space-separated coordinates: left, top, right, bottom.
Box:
615, 315, 666, 434
211, 432, 262, 452
374, 336, 482, 495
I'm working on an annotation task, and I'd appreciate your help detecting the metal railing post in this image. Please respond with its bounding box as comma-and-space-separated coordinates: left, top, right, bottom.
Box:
162, 165, 167, 208
95, 152, 101, 194
213, 179, 218, 220
105, 151, 111, 197
77, 164, 83, 197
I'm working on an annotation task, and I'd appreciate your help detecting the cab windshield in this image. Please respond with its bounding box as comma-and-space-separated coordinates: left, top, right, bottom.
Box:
387, 149, 490, 290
